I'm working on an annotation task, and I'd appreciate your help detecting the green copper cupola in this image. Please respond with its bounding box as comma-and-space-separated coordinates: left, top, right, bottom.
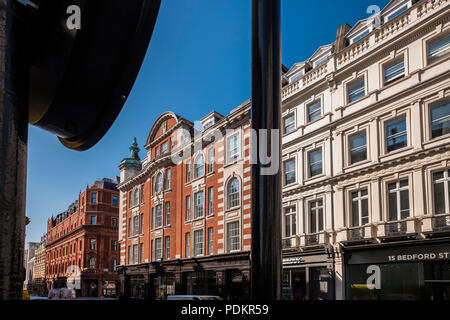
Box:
119, 137, 142, 181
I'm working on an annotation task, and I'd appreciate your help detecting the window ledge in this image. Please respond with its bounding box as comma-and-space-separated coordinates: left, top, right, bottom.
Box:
224, 159, 244, 169
344, 159, 371, 170
304, 173, 326, 183
380, 145, 413, 159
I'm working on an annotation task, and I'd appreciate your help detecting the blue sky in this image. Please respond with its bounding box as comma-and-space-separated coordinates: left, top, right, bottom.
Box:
26, 0, 390, 243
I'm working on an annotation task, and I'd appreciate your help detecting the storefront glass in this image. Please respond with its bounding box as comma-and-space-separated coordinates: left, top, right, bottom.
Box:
346, 263, 421, 300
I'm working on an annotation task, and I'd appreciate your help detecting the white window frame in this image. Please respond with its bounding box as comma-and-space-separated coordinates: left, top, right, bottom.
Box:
309, 199, 324, 234
227, 221, 240, 252
429, 99, 450, 140
194, 229, 204, 257
308, 148, 323, 178
165, 236, 170, 260
432, 169, 450, 214
283, 158, 296, 186
307, 100, 322, 123
155, 172, 163, 193
194, 191, 204, 219
165, 168, 171, 190
348, 131, 367, 165
385, 116, 408, 153
284, 207, 296, 238
194, 154, 205, 178
155, 238, 162, 261
426, 31, 450, 64
208, 186, 214, 216
208, 148, 214, 173
185, 232, 190, 258
185, 195, 191, 221
347, 78, 366, 104
155, 204, 163, 228
227, 133, 240, 164
350, 189, 369, 227
383, 57, 405, 85
387, 179, 410, 221
165, 202, 171, 226
283, 113, 296, 134
207, 227, 214, 255
227, 178, 241, 209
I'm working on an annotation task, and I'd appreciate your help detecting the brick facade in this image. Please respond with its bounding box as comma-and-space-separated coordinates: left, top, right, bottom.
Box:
45, 179, 120, 297
117, 102, 252, 299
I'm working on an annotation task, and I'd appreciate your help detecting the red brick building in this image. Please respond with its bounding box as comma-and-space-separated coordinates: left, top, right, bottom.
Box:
45, 178, 120, 297
117, 102, 252, 299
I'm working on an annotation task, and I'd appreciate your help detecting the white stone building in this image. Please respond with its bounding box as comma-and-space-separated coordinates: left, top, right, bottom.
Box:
281, 0, 450, 300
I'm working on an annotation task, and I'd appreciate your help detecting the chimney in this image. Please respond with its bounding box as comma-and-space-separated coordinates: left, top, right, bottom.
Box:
334, 23, 352, 53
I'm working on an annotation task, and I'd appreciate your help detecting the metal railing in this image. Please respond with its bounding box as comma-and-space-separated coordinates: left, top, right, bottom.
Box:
385, 221, 407, 236
433, 213, 450, 232
348, 227, 365, 241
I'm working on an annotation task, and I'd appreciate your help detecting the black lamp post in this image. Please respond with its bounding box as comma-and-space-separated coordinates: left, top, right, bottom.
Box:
250, 0, 282, 300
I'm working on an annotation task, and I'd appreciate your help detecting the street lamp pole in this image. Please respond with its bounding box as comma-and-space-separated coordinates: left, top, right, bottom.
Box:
250, 0, 282, 300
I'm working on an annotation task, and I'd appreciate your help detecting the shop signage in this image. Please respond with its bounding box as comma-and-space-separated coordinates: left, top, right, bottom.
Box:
346, 243, 450, 265
282, 257, 305, 265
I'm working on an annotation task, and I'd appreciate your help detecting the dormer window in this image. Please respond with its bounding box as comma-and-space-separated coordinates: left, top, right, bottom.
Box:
313, 55, 328, 68
385, 4, 409, 23
289, 71, 303, 84
203, 121, 214, 130
350, 29, 370, 44
161, 120, 167, 134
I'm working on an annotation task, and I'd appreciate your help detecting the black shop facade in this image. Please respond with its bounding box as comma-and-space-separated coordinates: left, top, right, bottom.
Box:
282, 247, 335, 300
343, 238, 450, 300
117, 252, 250, 300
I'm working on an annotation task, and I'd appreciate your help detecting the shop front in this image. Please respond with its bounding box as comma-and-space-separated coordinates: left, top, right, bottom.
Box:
344, 239, 450, 300
282, 249, 335, 300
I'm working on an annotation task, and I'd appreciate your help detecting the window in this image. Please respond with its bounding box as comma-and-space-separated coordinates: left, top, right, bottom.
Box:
386, 117, 407, 152
384, 58, 405, 84
140, 243, 144, 263
185, 233, 190, 258
309, 200, 324, 233
128, 192, 132, 208
208, 227, 214, 255
348, 78, 365, 103
155, 238, 162, 261
113, 259, 117, 271
161, 120, 167, 134
161, 141, 168, 155
427, 32, 450, 63
165, 202, 170, 226
194, 191, 204, 219
284, 207, 296, 238
185, 195, 191, 221
140, 185, 144, 203
289, 71, 303, 83
227, 134, 240, 163
307, 100, 322, 123
351, 30, 369, 44
432, 170, 450, 214
186, 160, 191, 183
194, 154, 205, 178
90, 216, 96, 225
386, 4, 408, 22
208, 187, 214, 216
194, 230, 204, 256
133, 216, 139, 236
151, 208, 154, 229
227, 222, 240, 252
91, 193, 97, 204
308, 149, 323, 177
140, 214, 144, 234
89, 257, 95, 269
155, 204, 163, 228
208, 148, 214, 173
133, 188, 139, 206
128, 218, 131, 237
314, 55, 328, 68
112, 218, 117, 228
112, 240, 117, 252
283, 114, 295, 134
227, 178, 240, 209
155, 173, 163, 193
112, 195, 118, 206
133, 244, 138, 264
165, 168, 171, 189
284, 159, 296, 185
349, 132, 367, 164
351, 189, 369, 227
430, 99, 450, 139
388, 180, 410, 221
165, 236, 170, 259
89, 239, 96, 250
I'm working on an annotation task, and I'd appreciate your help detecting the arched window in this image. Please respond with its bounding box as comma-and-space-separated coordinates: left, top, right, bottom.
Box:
194, 154, 205, 178
155, 173, 163, 193
133, 188, 139, 206
227, 178, 240, 209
